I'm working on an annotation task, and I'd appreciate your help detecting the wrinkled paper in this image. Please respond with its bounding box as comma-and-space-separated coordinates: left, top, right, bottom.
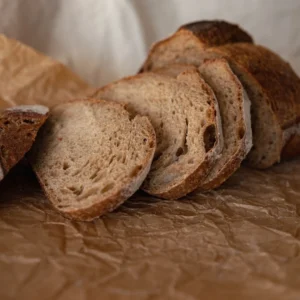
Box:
1, 0, 300, 299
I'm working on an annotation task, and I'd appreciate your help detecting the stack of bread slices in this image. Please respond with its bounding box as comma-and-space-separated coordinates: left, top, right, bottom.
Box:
3, 21, 300, 221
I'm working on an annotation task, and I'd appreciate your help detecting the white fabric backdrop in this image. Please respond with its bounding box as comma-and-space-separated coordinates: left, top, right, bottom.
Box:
0, 0, 299, 86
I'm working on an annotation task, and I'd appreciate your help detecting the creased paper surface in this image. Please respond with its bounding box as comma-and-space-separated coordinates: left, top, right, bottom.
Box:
1, 162, 300, 300
1, 0, 300, 299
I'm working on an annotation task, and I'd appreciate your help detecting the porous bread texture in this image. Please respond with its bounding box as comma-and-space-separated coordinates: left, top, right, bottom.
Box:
141, 20, 253, 72
30, 99, 156, 221
198, 59, 252, 188
0, 105, 49, 181
93, 71, 223, 199
154, 60, 252, 189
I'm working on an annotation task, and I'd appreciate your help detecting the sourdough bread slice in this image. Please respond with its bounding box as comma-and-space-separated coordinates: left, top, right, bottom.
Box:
93, 71, 223, 199
154, 60, 252, 189
0, 105, 49, 182
29, 99, 156, 221
141, 20, 253, 72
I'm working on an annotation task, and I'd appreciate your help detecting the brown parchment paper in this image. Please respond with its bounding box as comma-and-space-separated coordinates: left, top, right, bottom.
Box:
0, 34, 95, 110
1, 34, 300, 300
1, 160, 300, 300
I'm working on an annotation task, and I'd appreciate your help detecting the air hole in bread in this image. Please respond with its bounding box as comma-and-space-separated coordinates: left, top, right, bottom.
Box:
130, 165, 143, 178
176, 147, 184, 157
203, 124, 216, 153
172, 111, 175, 115
188, 158, 194, 164
23, 119, 35, 124
233, 116, 237, 122
67, 185, 83, 196
149, 141, 154, 148
153, 151, 163, 162
101, 183, 115, 193
27, 133, 32, 137
160, 122, 164, 128
143, 138, 147, 144
238, 127, 245, 139
200, 107, 204, 112
63, 162, 70, 170
4, 121, 10, 125
201, 120, 205, 127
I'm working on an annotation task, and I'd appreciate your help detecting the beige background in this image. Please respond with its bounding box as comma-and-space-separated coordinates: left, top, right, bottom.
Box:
0, 0, 299, 86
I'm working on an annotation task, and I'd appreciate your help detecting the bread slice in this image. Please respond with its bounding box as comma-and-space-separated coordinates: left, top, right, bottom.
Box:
0, 34, 94, 109
141, 20, 253, 72
29, 99, 156, 221
154, 60, 252, 189
0, 105, 49, 182
93, 71, 223, 199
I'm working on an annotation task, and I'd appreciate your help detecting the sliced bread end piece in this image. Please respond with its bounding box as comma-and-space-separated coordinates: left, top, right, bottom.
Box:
29, 99, 156, 221
93, 71, 223, 199
0, 105, 49, 181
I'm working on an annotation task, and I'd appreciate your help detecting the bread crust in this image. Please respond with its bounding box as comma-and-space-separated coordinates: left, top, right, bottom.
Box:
141, 20, 253, 72
206, 43, 300, 163
30, 99, 156, 221
0, 105, 49, 181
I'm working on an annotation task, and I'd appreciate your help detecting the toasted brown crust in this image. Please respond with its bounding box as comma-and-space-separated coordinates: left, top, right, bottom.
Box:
141, 20, 253, 72
0, 106, 49, 181
180, 21, 253, 46
30, 99, 156, 221
206, 43, 300, 162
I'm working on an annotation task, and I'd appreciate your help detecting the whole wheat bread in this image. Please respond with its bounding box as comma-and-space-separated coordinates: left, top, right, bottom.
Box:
93, 71, 223, 199
0, 105, 49, 182
155, 60, 252, 189
141, 30, 300, 168
29, 99, 156, 221
141, 20, 253, 72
